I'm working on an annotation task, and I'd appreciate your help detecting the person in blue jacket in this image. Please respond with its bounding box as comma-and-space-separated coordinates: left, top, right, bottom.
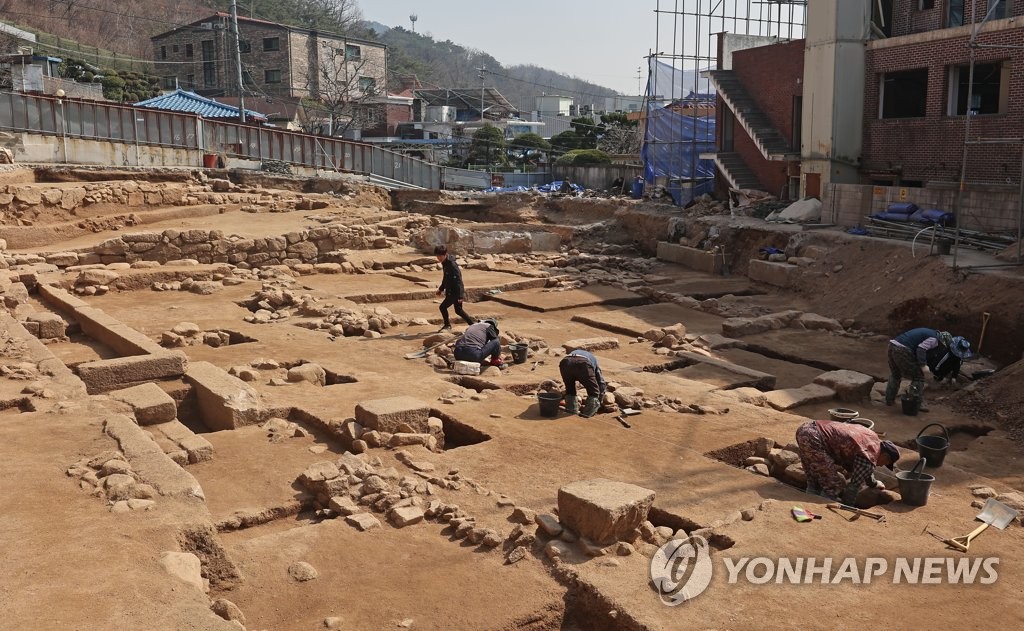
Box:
434, 245, 475, 332
885, 328, 971, 406
559, 349, 606, 417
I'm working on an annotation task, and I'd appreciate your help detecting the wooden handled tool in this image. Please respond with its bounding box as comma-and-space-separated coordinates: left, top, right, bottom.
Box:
946, 523, 990, 552
826, 503, 885, 521
977, 312, 991, 355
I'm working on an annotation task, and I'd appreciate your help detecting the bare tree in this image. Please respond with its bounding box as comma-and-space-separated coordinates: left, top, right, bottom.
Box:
297, 39, 385, 138
597, 125, 643, 156
295, 0, 363, 32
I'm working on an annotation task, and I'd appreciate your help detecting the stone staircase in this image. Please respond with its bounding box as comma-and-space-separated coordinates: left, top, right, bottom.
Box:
705, 69, 800, 162
712, 152, 762, 191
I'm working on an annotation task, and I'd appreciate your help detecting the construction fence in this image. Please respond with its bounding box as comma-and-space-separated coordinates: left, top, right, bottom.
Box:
0, 91, 441, 189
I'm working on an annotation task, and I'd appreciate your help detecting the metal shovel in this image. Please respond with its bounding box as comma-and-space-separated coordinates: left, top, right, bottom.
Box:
945, 498, 1019, 552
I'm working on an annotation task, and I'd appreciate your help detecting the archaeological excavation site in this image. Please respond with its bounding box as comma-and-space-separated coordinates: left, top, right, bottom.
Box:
3, 164, 1024, 631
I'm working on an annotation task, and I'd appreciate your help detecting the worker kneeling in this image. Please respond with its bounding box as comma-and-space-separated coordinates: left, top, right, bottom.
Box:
795, 419, 900, 505
453, 318, 503, 368
558, 350, 606, 417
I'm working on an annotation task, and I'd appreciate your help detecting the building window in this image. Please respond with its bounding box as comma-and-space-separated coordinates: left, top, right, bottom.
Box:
160, 46, 167, 59
265, 69, 282, 83
242, 70, 254, 86
345, 44, 361, 60
162, 76, 176, 89
172, 45, 179, 53
988, 0, 1011, 19
918, 0, 934, 9
238, 40, 251, 53
880, 69, 928, 118
263, 37, 280, 52
185, 43, 193, 58
186, 74, 195, 89
948, 62, 1008, 115
948, 0, 964, 26
358, 76, 377, 93
202, 40, 215, 87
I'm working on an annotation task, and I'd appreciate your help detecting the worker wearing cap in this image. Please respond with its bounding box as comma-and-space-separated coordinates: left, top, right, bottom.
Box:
453, 318, 503, 368
795, 420, 901, 505
559, 350, 606, 417
884, 328, 969, 406
927, 335, 972, 385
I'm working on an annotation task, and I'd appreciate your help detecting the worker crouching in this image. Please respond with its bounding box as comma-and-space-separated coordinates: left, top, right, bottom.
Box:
558, 350, 606, 417
453, 318, 503, 368
795, 420, 900, 505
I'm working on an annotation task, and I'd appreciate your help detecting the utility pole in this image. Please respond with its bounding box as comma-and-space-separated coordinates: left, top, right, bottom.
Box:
478, 64, 486, 123
230, 0, 246, 123
637, 66, 642, 95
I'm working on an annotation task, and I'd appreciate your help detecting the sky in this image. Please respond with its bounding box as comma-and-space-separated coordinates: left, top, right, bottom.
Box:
358, 1, 657, 96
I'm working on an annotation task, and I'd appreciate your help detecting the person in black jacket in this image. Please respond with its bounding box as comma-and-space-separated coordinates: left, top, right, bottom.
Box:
434, 245, 475, 331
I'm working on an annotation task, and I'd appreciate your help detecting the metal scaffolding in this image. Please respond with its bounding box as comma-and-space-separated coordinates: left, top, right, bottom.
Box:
643, 1, 806, 203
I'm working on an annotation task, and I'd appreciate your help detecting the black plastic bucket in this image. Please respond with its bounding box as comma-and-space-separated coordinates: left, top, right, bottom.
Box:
901, 393, 921, 416
510, 343, 528, 364
896, 458, 935, 506
916, 423, 949, 468
537, 392, 561, 418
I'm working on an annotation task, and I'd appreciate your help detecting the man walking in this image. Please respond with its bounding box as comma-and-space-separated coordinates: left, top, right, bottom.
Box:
434, 245, 475, 332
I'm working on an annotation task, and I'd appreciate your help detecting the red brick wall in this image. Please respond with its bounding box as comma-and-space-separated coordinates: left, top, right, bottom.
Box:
892, 0, 1024, 37
863, 25, 1024, 185
732, 39, 805, 140
726, 39, 804, 196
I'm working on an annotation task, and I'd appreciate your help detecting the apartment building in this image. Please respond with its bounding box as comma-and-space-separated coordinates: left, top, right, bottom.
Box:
150, 14, 386, 104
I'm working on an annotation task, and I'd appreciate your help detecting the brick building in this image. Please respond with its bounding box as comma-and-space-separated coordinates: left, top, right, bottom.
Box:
150, 14, 386, 104
863, 0, 1024, 187
704, 0, 1024, 215
706, 37, 804, 198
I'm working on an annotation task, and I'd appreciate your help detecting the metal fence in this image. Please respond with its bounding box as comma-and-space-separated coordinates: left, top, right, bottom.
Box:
0, 91, 441, 189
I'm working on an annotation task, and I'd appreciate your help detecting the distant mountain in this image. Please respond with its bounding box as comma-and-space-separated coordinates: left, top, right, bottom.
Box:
376, 25, 621, 112
363, 21, 389, 36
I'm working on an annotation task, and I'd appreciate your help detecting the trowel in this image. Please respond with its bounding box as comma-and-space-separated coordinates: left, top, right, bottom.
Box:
945, 498, 1018, 552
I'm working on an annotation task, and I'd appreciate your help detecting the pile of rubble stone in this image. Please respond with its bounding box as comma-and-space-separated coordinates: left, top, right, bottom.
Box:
66, 449, 158, 512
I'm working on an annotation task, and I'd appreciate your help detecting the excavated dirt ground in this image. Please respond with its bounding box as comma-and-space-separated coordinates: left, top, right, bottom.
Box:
2, 165, 1024, 630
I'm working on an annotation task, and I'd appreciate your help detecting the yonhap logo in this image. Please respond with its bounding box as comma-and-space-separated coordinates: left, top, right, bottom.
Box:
649, 536, 713, 605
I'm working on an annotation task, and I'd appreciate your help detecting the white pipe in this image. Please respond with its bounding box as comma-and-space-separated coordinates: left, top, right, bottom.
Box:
911, 224, 937, 258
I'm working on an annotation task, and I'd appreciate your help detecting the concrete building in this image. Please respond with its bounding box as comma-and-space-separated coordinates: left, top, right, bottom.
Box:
704, 0, 1024, 208
535, 95, 572, 117
150, 14, 386, 103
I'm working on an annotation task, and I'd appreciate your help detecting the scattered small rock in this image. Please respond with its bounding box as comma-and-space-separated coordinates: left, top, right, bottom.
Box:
288, 561, 319, 582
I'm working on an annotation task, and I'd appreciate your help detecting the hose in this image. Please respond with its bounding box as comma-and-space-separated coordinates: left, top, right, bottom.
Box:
910, 224, 937, 258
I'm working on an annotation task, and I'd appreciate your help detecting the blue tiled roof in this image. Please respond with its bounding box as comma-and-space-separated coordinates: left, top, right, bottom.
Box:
134, 89, 267, 121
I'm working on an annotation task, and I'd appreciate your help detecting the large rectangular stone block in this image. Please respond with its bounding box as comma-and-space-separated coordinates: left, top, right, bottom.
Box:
763, 383, 836, 411
354, 396, 431, 433
557, 478, 656, 546
78, 352, 188, 394
109, 382, 177, 425
562, 337, 620, 352
184, 361, 262, 431
656, 242, 720, 274
747, 259, 797, 288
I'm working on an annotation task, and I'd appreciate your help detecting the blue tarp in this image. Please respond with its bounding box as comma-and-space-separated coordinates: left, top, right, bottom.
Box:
640, 108, 716, 205
482, 181, 584, 194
